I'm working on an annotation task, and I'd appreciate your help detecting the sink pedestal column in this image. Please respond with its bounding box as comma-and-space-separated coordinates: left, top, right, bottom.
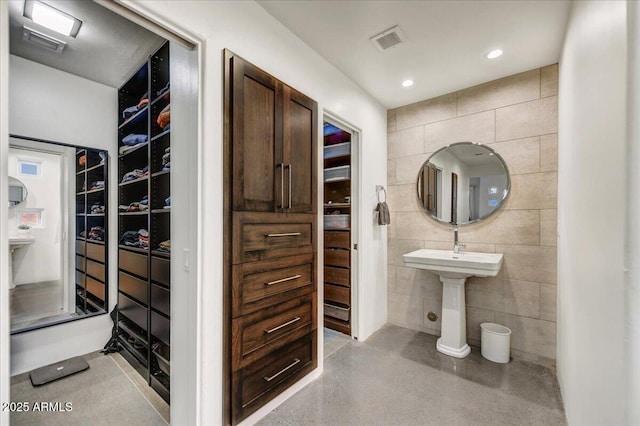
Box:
436, 276, 471, 358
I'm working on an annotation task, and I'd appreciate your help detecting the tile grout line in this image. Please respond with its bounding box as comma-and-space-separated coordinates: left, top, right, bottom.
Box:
108, 355, 169, 426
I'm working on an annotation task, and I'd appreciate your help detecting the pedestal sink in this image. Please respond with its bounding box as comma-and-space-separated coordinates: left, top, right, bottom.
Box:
403, 249, 503, 358
9, 236, 35, 289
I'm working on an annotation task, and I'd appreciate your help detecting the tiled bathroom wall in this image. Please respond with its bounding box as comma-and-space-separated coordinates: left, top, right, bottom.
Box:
387, 65, 558, 366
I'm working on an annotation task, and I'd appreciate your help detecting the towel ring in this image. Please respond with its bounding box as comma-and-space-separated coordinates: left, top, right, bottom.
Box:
376, 185, 387, 203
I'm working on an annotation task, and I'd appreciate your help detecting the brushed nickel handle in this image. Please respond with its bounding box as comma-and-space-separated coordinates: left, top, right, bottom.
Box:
264, 316, 301, 334
265, 274, 301, 286
286, 163, 292, 209
265, 232, 301, 238
264, 358, 301, 382
278, 162, 285, 209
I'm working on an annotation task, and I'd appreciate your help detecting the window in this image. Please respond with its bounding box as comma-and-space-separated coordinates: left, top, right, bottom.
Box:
18, 159, 41, 176
17, 209, 44, 228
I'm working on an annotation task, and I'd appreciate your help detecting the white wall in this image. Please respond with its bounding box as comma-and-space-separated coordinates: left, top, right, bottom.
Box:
122, 1, 388, 424
557, 1, 628, 424
8, 55, 118, 374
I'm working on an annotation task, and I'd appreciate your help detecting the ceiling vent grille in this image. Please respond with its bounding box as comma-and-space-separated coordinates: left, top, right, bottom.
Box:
22, 26, 66, 54
370, 25, 406, 52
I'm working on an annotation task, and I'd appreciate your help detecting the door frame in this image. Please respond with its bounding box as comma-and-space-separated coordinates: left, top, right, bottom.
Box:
322, 112, 361, 339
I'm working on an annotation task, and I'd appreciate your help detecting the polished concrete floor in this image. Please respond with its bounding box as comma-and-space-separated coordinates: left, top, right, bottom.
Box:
10, 352, 168, 426
323, 327, 352, 358
10, 280, 68, 332
259, 324, 566, 426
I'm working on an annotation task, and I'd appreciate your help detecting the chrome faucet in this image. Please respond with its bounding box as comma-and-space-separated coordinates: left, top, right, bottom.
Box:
451, 226, 466, 254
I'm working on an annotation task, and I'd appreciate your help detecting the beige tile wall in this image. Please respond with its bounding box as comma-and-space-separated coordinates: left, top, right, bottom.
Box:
387, 65, 558, 366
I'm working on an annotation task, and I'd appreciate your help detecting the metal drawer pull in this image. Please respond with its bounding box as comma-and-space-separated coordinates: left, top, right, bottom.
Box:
264, 358, 301, 382
265, 232, 301, 238
265, 274, 301, 286
286, 163, 292, 209
264, 316, 301, 334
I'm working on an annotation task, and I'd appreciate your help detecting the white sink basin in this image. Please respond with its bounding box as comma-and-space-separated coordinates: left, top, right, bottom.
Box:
403, 249, 503, 279
9, 236, 36, 250
403, 248, 504, 358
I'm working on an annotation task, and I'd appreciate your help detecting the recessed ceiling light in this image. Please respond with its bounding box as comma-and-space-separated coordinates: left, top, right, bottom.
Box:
23, 0, 82, 38
402, 79, 414, 87
486, 49, 503, 59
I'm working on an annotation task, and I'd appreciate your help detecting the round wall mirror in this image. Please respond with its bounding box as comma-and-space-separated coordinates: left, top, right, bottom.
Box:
8, 176, 28, 207
417, 142, 510, 225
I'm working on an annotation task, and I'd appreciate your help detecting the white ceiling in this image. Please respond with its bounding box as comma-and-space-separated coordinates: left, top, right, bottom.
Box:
9, 0, 164, 88
258, 0, 571, 109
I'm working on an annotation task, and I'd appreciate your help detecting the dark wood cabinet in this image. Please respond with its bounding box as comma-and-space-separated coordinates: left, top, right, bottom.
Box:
117, 41, 171, 403
225, 50, 318, 425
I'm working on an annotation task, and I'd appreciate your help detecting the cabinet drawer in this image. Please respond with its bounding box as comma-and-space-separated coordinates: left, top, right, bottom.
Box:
232, 253, 314, 317
151, 284, 170, 317
119, 292, 147, 331
86, 259, 105, 282
75, 270, 85, 288
233, 332, 315, 423
325, 283, 350, 305
324, 231, 349, 249
324, 303, 350, 321
86, 276, 105, 301
119, 249, 148, 279
119, 271, 148, 305
324, 249, 349, 268
232, 294, 314, 371
86, 242, 105, 262
76, 255, 85, 272
151, 311, 170, 346
233, 212, 315, 264
324, 266, 349, 287
151, 256, 170, 286
76, 240, 86, 256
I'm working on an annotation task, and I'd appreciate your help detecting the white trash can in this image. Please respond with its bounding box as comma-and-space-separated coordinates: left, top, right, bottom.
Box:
480, 323, 511, 363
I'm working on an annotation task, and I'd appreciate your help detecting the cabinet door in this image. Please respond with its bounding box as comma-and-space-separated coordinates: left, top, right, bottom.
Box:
231, 55, 284, 212
282, 85, 317, 213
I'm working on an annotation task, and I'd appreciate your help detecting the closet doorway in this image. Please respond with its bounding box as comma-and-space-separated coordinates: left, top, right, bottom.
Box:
322, 115, 359, 339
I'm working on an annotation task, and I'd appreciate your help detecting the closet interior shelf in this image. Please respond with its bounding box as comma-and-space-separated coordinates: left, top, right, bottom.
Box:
119, 106, 148, 129
151, 90, 170, 106
151, 129, 170, 142
118, 176, 148, 187
118, 142, 148, 158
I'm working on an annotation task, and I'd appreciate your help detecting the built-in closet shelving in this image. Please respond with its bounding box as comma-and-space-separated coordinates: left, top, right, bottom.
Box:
75, 148, 108, 315
117, 41, 171, 403
323, 123, 352, 335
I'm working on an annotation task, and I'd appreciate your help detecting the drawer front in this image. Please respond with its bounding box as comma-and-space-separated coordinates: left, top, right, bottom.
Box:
119, 292, 147, 331
76, 255, 85, 272
75, 270, 85, 288
86, 242, 105, 262
324, 249, 349, 268
119, 249, 148, 279
119, 271, 148, 305
151, 284, 170, 317
324, 231, 349, 249
232, 295, 314, 371
76, 240, 86, 256
324, 266, 349, 287
151, 256, 170, 286
324, 283, 350, 305
233, 212, 315, 264
233, 253, 314, 317
151, 311, 170, 346
86, 259, 105, 282
233, 332, 315, 423
86, 276, 105, 301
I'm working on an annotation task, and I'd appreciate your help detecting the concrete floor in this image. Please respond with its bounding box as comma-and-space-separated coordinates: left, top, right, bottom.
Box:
259, 324, 566, 426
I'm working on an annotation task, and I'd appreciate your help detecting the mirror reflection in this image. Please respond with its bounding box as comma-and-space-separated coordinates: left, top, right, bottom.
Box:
8, 176, 28, 207
9, 135, 109, 333
417, 142, 509, 225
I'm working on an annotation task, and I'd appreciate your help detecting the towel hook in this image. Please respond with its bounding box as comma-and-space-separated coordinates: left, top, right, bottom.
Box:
376, 185, 387, 203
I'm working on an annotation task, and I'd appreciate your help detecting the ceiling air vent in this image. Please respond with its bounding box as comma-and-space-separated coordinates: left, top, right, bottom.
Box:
22, 26, 66, 53
370, 25, 406, 52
